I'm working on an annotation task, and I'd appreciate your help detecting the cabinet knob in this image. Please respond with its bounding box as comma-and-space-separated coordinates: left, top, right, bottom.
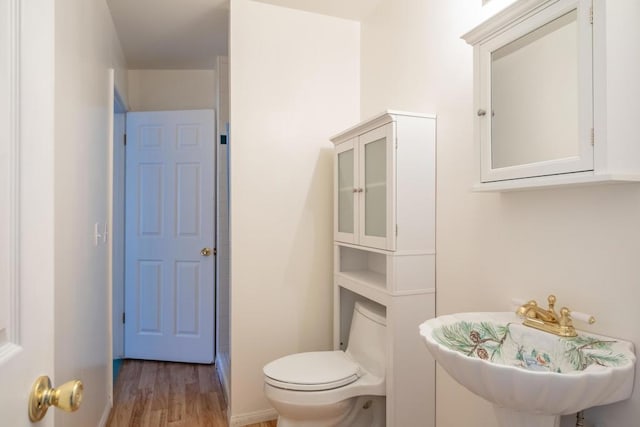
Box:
477, 109, 487, 117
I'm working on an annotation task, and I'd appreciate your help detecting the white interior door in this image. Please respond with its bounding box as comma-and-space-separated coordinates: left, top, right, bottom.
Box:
0, 0, 55, 425
125, 110, 216, 363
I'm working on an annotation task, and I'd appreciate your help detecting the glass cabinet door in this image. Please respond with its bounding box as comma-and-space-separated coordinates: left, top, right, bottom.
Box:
335, 139, 357, 243
364, 137, 386, 238
358, 123, 395, 250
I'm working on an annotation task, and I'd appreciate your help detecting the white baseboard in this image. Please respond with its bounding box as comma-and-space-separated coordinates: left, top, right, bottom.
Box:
215, 353, 230, 404
215, 354, 278, 426
98, 400, 112, 427
230, 408, 278, 426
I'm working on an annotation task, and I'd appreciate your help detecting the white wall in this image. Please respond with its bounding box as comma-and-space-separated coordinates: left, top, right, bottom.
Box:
127, 69, 216, 111
229, 0, 360, 423
360, 1, 640, 427
54, 0, 127, 425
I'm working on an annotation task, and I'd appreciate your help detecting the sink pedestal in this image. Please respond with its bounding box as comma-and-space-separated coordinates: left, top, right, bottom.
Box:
493, 406, 560, 427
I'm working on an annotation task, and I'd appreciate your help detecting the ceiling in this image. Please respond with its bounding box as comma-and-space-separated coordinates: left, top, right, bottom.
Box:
107, 0, 381, 70
107, 0, 229, 69
255, 0, 383, 21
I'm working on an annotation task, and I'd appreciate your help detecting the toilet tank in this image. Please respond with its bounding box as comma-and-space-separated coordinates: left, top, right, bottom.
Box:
345, 301, 386, 378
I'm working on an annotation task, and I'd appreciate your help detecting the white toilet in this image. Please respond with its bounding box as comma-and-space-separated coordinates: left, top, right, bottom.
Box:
263, 301, 386, 427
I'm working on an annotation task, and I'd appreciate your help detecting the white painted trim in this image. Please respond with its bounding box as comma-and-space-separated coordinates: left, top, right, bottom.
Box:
8, 0, 19, 350
331, 110, 436, 145
462, 0, 563, 44
229, 408, 278, 427
114, 88, 126, 114
391, 288, 437, 297
0, 0, 20, 357
336, 242, 435, 257
215, 353, 230, 404
98, 400, 112, 427
106, 68, 115, 413
472, 172, 640, 192
0, 343, 21, 363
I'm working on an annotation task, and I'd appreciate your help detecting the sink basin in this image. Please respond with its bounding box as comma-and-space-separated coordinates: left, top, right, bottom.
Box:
420, 312, 636, 427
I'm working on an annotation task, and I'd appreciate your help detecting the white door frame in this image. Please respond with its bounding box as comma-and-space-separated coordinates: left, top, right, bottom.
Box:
107, 69, 127, 406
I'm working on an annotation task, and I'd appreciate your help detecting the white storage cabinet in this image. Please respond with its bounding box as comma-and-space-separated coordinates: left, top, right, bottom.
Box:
331, 111, 436, 427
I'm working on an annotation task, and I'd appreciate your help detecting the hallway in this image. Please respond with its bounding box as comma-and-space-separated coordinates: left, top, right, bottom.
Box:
107, 360, 276, 427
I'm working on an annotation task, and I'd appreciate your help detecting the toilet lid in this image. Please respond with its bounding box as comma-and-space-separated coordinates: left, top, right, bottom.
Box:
263, 351, 360, 391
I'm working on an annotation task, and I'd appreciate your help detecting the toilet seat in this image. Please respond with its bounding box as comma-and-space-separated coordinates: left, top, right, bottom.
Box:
264, 351, 360, 391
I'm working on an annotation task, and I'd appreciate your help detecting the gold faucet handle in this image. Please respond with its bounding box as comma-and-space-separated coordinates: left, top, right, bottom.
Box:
569, 310, 596, 325
546, 295, 557, 310
514, 299, 537, 318
558, 307, 572, 326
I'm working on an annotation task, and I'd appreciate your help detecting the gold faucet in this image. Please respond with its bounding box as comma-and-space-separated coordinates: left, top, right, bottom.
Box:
515, 295, 594, 338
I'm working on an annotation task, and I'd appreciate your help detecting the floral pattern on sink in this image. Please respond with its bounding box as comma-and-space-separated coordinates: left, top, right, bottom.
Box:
433, 321, 628, 373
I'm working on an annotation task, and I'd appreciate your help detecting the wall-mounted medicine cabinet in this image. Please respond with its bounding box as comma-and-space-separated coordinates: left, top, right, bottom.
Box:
464, 0, 640, 191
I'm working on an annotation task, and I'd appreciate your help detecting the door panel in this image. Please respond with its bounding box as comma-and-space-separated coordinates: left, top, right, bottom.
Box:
125, 110, 215, 363
138, 163, 164, 235
0, 1, 55, 425
175, 261, 200, 335
138, 261, 163, 333
176, 163, 200, 236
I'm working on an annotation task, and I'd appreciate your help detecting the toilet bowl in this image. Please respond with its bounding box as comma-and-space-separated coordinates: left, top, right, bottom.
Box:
263, 301, 386, 427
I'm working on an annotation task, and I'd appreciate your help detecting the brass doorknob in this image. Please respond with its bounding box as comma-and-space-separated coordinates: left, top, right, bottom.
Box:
201, 247, 214, 256
29, 376, 83, 421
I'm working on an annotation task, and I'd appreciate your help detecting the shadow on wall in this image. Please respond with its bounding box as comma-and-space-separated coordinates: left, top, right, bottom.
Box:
286, 147, 334, 352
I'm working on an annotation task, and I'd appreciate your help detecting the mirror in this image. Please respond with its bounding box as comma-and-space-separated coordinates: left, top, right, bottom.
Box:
490, 10, 579, 169
464, 0, 595, 186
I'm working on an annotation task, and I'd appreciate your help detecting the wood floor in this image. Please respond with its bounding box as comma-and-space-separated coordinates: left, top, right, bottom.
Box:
107, 359, 277, 427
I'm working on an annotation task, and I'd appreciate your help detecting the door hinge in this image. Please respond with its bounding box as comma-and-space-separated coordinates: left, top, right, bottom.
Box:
122, 312, 126, 324
589, 4, 593, 24
395, 224, 398, 236
590, 128, 594, 146
395, 138, 398, 149
124, 133, 127, 146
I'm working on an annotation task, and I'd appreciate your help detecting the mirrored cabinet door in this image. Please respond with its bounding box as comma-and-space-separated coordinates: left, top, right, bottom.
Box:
466, 0, 594, 184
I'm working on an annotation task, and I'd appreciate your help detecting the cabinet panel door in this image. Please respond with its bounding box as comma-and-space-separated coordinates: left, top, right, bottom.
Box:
358, 123, 396, 250
335, 138, 357, 244
478, 1, 593, 183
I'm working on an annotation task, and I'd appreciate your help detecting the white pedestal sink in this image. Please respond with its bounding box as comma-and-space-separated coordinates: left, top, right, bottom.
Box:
493, 406, 560, 427
419, 312, 636, 427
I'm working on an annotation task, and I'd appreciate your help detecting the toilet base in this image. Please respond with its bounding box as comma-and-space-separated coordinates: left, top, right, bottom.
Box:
275, 396, 386, 427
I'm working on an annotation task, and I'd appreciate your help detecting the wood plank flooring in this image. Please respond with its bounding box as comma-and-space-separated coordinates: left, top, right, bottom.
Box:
107, 359, 277, 427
